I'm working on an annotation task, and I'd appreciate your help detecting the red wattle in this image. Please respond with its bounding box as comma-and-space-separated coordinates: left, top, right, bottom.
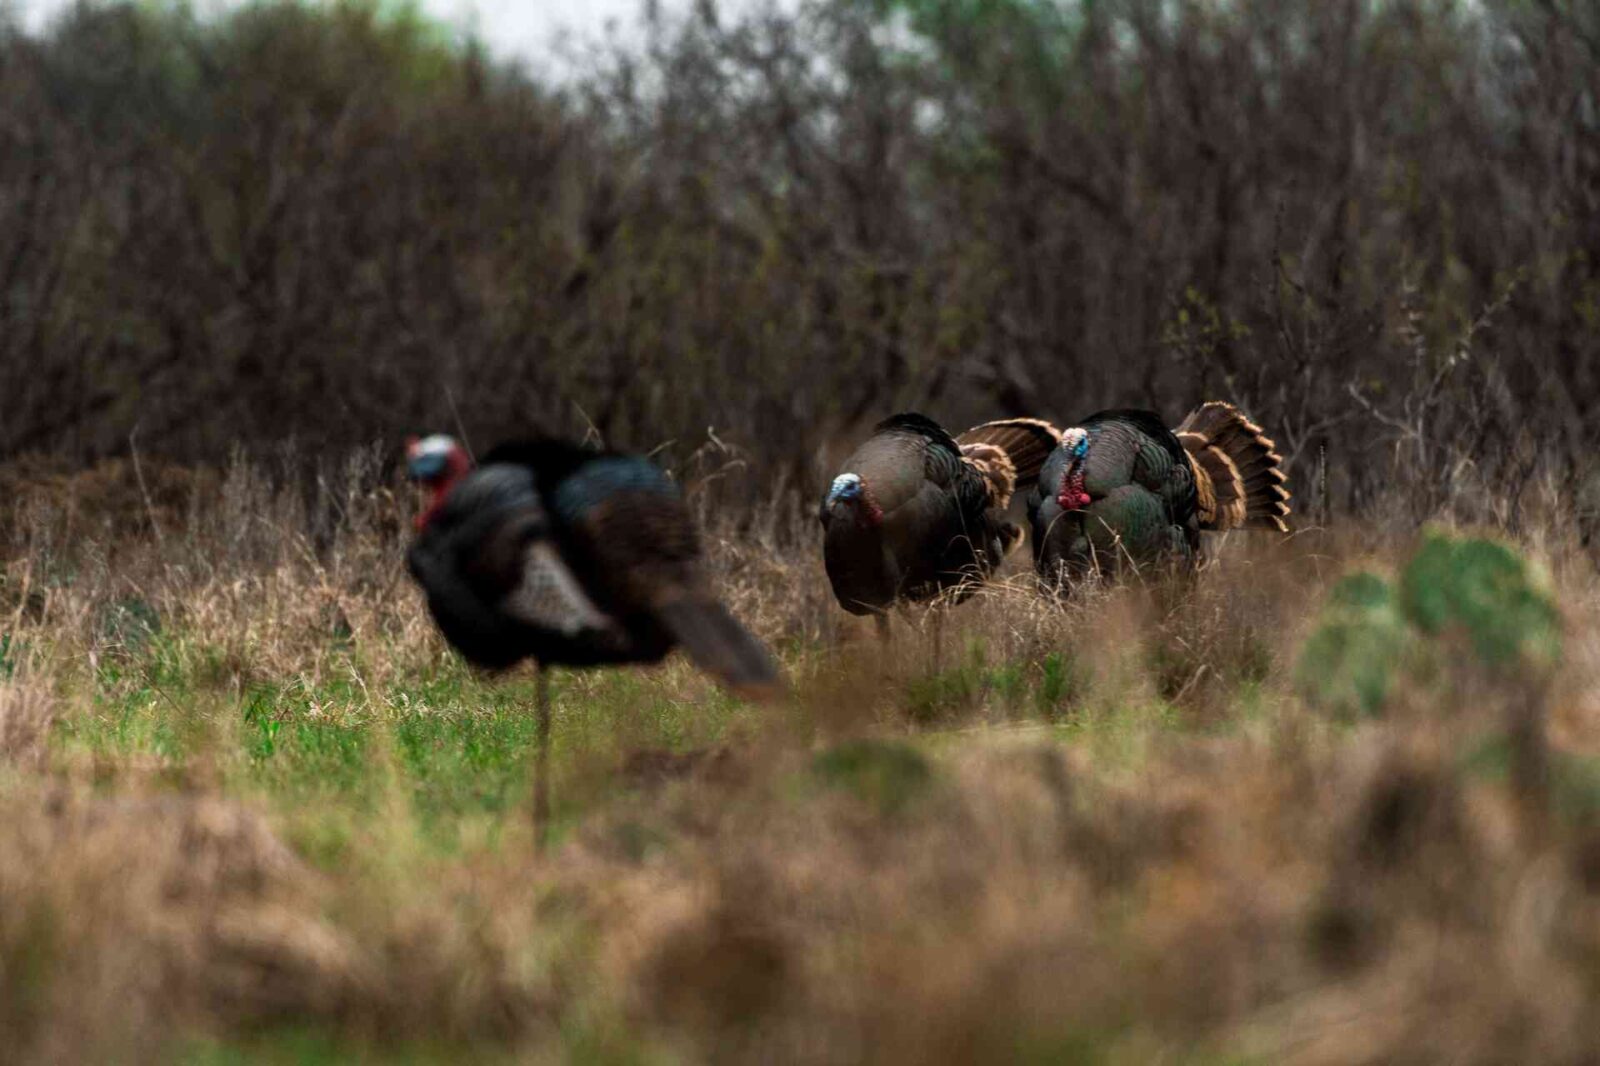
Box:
1057, 470, 1090, 511
846, 485, 884, 526
416, 491, 445, 531
416, 466, 468, 531
1057, 490, 1091, 511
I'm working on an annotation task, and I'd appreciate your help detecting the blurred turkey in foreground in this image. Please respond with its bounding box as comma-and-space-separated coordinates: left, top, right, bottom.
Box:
1028, 402, 1291, 588
405, 433, 782, 844
821, 413, 1063, 640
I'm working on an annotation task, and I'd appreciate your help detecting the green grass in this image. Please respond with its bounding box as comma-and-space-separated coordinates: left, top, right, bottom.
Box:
49, 636, 773, 859
34, 608, 1316, 917
903, 639, 1095, 724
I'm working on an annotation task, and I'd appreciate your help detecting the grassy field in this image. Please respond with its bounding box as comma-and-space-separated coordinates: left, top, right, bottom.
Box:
2, 453, 1599, 1064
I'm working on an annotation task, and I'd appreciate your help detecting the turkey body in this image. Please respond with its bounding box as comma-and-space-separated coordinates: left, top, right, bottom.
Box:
821, 414, 1060, 616
1028, 404, 1290, 587
1029, 410, 1200, 584
408, 439, 778, 695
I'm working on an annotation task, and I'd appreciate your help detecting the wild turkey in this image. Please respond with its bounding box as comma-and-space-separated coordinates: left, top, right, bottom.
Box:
1028, 402, 1290, 587
820, 413, 1062, 640
405, 433, 781, 843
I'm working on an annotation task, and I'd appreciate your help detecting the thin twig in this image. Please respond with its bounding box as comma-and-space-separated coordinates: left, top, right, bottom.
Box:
444, 385, 475, 461
129, 423, 167, 553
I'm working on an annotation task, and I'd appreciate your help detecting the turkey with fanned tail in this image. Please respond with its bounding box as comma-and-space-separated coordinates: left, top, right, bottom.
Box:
405, 433, 782, 844
1027, 403, 1290, 590
820, 413, 1062, 640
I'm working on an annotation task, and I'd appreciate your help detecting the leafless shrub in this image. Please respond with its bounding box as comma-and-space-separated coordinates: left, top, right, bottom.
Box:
0, 1, 1594, 528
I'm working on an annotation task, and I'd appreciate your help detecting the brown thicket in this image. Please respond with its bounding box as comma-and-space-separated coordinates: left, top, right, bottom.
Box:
2, 0, 1596, 524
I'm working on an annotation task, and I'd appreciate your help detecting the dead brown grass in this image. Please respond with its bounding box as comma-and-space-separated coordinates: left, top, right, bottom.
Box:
0, 786, 346, 1060
551, 714, 1600, 1064
0, 675, 55, 769
1, 449, 1599, 1063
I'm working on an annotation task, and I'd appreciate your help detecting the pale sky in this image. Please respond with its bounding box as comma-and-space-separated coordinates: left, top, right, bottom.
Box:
9, 0, 661, 62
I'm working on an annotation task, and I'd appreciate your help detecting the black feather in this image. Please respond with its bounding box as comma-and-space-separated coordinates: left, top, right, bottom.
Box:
872, 412, 963, 454
1080, 409, 1189, 467
479, 437, 607, 484
407, 435, 781, 697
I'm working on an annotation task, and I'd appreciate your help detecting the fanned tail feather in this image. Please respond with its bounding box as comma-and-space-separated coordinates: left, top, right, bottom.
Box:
655, 597, 784, 702
1176, 402, 1291, 533
957, 417, 1064, 490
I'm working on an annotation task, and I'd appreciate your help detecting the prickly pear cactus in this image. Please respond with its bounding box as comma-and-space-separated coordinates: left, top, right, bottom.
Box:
1398, 530, 1561, 672
1298, 532, 1562, 720
1296, 572, 1409, 719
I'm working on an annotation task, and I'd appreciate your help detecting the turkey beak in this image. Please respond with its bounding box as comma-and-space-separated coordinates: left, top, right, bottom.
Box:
832, 492, 865, 522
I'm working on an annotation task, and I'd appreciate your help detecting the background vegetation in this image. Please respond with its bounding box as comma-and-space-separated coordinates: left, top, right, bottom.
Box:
2, 0, 1600, 1062
2, 0, 1597, 523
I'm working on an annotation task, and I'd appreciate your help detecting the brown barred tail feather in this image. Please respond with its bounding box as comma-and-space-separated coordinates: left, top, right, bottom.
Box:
655, 596, 784, 702
1176, 402, 1291, 533
957, 417, 1064, 490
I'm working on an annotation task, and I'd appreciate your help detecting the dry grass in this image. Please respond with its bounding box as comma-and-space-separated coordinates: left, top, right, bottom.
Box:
1, 449, 1599, 1063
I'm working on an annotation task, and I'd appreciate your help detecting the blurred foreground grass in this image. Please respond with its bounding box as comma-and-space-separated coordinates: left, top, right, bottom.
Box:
4, 462, 1600, 1064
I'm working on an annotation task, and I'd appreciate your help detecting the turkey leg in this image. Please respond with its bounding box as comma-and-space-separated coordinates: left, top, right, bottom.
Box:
533, 663, 552, 853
